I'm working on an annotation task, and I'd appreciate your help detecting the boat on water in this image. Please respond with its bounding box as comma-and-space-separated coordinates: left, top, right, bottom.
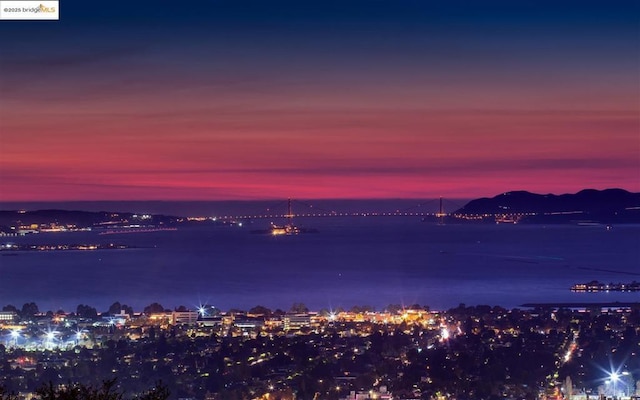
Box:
250, 223, 317, 235
270, 222, 301, 236
495, 215, 519, 224
250, 199, 318, 235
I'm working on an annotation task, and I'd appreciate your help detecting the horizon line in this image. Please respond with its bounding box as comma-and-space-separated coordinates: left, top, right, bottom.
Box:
0, 187, 636, 204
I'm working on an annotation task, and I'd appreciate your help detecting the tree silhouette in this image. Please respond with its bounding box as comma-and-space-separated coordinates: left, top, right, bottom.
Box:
107, 302, 122, 315
76, 304, 98, 319
137, 382, 170, 400
34, 379, 169, 400
143, 303, 165, 315
289, 303, 308, 313
248, 305, 272, 316
21, 302, 39, 318
36, 379, 121, 400
1, 386, 19, 400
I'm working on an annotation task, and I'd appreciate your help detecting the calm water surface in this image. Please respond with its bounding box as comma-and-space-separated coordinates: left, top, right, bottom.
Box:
1, 218, 638, 312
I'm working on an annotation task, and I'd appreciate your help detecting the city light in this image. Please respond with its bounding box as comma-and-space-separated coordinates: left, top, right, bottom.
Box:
600, 365, 632, 398
43, 328, 59, 349
0, 301, 636, 398
608, 372, 619, 398
9, 329, 21, 347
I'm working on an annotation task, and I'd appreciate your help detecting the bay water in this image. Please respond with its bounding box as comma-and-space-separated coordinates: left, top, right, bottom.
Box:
1, 215, 638, 313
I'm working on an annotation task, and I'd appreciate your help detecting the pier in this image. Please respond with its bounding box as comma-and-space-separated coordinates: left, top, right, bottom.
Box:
571, 280, 640, 292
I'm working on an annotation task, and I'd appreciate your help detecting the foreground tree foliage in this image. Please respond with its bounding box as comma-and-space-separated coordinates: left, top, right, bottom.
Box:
24, 380, 170, 400
1, 387, 19, 400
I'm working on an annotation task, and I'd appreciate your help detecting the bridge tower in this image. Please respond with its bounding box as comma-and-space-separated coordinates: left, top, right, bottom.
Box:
286, 198, 294, 221
438, 197, 445, 225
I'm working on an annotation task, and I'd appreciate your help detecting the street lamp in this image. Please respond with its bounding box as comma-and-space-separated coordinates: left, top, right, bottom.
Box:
610, 372, 619, 398
44, 329, 58, 349
10, 329, 20, 347
75, 329, 85, 345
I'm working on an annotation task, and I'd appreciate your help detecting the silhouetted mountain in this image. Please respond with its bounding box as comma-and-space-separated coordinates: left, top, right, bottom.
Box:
456, 189, 640, 223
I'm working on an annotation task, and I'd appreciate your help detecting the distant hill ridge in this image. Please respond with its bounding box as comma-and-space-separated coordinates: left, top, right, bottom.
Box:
456, 188, 640, 223
1, 189, 639, 227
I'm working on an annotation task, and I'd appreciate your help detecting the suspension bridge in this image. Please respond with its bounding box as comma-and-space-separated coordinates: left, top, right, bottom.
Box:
212, 198, 470, 222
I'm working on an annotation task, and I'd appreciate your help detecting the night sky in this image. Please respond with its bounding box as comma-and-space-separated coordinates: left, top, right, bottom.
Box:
1, 0, 638, 201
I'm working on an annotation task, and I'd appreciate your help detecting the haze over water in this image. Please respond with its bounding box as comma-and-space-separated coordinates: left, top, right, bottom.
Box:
1, 201, 638, 313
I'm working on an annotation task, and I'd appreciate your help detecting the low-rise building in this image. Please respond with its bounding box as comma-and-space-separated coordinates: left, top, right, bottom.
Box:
283, 313, 311, 330
0, 311, 17, 323
172, 310, 199, 325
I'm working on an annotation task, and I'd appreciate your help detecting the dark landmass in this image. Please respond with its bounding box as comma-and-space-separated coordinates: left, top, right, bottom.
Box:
0, 243, 135, 252
0, 209, 179, 230
0, 210, 237, 234
455, 188, 640, 224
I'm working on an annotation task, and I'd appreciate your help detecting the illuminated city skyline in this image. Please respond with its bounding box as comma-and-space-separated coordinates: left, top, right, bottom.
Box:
1, 0, 638, 201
